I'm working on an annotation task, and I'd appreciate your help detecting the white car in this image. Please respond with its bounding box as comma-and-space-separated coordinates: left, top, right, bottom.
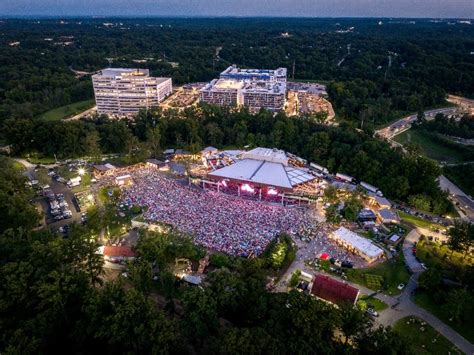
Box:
397, 283, 405, 290
420, 263, 428, 270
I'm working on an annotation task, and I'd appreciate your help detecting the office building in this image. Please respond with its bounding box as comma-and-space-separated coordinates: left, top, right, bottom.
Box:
92, 68, 172, 116
200, 65, 287, 112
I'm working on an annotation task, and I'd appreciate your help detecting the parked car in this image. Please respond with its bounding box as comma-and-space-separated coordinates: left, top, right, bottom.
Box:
397, 283, 405, 290
367, 308, 379, 317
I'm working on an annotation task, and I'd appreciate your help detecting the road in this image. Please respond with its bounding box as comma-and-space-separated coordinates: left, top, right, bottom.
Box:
64, 105, 97, 121
438, 175, 474, 221
278, 231, 474, 354
447, 95, 474, 115
375, 106, 458, 140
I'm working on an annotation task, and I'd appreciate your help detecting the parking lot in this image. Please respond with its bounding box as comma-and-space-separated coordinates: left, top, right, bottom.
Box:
40, 179, 82, 229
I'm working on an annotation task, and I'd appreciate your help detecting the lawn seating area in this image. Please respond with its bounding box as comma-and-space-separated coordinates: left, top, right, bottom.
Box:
393, 316, 461, 354
346, 253, 410, 295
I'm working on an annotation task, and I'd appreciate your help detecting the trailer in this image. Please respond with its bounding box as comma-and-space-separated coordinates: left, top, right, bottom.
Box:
310, 162, 329, 174
360, 181, 378, 194
335, 173, 354, 183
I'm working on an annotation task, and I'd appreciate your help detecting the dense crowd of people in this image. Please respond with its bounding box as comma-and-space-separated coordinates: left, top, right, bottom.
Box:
121, 170, 319, 256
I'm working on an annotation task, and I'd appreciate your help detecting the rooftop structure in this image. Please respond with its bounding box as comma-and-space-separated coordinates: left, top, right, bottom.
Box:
220, 65, 287, 82
208, 147, 314, 192
200, 65, 287, 112
311, 274, 360, 306
330, 227, 384, 263
92, 68, 172, 117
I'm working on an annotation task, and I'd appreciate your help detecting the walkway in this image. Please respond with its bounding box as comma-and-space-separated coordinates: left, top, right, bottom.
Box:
279, 231, 474, 354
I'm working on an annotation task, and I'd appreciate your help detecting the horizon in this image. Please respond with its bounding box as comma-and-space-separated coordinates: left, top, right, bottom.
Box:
1, 0, 473, 19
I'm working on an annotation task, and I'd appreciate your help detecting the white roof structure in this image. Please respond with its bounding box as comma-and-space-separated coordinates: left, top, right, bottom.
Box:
208, 147, 315, 191
332, 227, 384, 260
242, 147, 288, 165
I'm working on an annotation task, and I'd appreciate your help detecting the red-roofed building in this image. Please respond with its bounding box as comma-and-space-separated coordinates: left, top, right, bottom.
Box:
310, 275, 359, 306
100, 246, 136, 261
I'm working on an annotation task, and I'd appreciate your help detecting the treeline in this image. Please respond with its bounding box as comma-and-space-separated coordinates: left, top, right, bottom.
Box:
418, 113, 474, 139
0, 225, 410, 354
3, 105, 451, 214
0, 18, 473, 126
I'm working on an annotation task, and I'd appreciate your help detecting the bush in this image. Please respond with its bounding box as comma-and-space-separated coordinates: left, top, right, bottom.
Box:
130, 204, 142, 215
289, 269, 301, 288
209, 253, 233, 269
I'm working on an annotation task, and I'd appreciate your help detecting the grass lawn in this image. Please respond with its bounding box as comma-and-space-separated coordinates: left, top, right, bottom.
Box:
414, 292, 474, 344
398, 211, 445, 231
11, 160, 26, 172
393, 316, 462, 354
346, 253, 410, 295
416, 239, 473, 270
357, 294, 388, 312
25, 156, 57, 164
38, 99, 95, 121
394, 130, 466, 163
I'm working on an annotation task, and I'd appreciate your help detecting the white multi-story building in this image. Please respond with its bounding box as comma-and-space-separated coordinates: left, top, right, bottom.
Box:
92, 68, 172, 117
200, 65, 287, 113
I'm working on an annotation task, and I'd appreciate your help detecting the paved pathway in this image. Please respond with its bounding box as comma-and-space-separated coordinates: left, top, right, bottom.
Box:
279, 232, 474, 354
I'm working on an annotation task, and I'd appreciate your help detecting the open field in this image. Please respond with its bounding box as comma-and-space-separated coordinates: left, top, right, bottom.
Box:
38, 99, 95, 121
394, 130, 466, 163
414, 293, 474, 344
416, 239, 473, 270
393, 316, 461, 354
346, 253, 410, 295
398, 211, 445, 231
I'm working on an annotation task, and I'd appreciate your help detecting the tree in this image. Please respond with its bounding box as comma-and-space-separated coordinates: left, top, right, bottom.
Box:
128, 259, 154, 296
84, 131, 101, 162
326, 204, 342, 224
448, 221, 474, 259
82, 282, 181, 354
182, 287, 219, 342
417, 266, 443, 292
337, 303, 371, 345
323, 185, 339, 204
408, 194, 431, 212
356, 326, 411, 354
442, 289, 472, 323
146, 126, 161, 158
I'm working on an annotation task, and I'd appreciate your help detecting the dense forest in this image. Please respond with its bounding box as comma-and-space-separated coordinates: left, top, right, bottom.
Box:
3, 105, 452, 214
0, 18, 473, 128
0, 156, 412, 354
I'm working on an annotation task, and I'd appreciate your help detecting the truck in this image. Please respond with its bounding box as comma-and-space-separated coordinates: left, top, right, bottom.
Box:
67, 176, 81, 188
335, 173, 354, 183
360, 181, 381, 195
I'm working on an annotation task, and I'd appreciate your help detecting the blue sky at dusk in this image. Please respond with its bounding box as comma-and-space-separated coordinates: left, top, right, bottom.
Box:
1, 0, 473, 18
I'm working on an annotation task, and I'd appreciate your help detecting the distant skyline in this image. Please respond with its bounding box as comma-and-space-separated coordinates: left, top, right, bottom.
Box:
1, 0, 473, 19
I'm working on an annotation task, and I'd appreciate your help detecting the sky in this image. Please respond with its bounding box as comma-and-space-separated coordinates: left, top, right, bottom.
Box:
0, 0, 473, 18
